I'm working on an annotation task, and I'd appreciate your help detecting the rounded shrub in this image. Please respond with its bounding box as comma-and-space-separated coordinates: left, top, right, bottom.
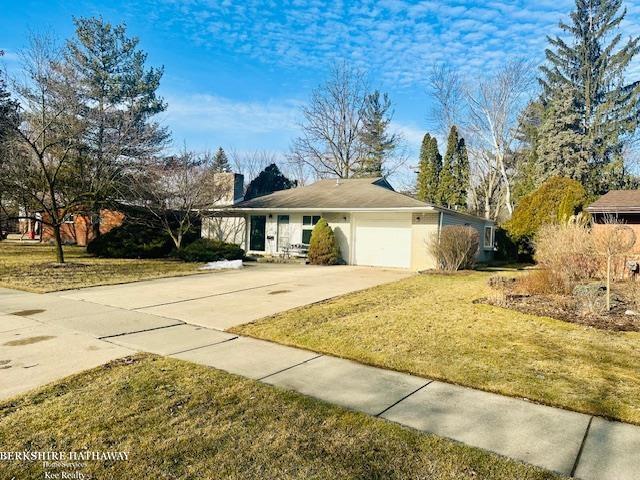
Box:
87, 223, 198, 259
504, 177, 588, 245
176, 238, 244, 263
307, 218, 341, 265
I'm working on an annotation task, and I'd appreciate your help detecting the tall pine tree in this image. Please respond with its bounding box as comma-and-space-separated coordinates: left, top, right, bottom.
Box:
438, 125, 459, 207
539, 0, 640, 193
357, 90, 398, 177
64, 16, 169, 238
454, 136, 469, 208
416, 133, 441, 203
213, 147, 231, 173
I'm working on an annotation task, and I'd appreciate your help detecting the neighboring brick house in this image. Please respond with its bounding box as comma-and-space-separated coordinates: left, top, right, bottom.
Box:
587, 190, 640, 254
41, 209, 124, 247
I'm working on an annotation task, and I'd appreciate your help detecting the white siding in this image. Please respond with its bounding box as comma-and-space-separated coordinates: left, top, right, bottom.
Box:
201, 216, 246, 247
322, 212, 351, 263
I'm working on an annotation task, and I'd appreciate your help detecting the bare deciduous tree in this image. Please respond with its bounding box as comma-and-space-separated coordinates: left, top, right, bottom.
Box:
466, 61, 534, 218
593, 217, 637, 311
1, 34, 85, 263
290, 63, 369, 178
129, 149, 224, 249
428, 63, 465, 137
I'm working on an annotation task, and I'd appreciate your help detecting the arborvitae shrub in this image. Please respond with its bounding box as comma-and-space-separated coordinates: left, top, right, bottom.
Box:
307, 218, 341, 265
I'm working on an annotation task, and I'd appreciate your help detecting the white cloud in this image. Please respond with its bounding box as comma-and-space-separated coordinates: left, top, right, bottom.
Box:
164, 93, 301, 134
155, 0, 592, 88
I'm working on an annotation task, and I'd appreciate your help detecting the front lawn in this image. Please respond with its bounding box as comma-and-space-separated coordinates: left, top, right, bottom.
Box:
0, 354, 559, 480
0, 242, 206, 292
233, 271, 640, 425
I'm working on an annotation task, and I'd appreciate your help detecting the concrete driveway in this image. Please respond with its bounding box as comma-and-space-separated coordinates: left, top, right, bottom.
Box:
0, 264, 410, 400
56, 263, 412, 330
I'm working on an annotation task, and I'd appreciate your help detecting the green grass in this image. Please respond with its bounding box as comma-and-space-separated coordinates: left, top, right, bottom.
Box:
0, 242, 207, 292
232, 271, 640, 425
0, 354, 560, 480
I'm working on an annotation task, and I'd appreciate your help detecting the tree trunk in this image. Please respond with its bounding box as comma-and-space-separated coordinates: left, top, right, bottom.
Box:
91, 212, 101, 242
53, 224, 65, 264
606, 255, 611, 312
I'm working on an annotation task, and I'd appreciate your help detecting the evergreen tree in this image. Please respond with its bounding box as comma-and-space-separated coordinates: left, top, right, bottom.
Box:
244, 163, 296, 200
438, 130, 456, 207
357, 90, 397, 177
536, 87, 590, 182
64, 16, 169, 238
539, 0, 640, 193
212, 147, 231, 173
454, 137, 469, 208
512, 101, 544, 202
307, 218, 341, 265
437, 126, 469, 209
0, 51, 18, 144
416, 133, 441, 203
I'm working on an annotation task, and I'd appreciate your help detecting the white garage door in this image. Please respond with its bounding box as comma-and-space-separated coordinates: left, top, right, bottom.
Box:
354, 214, 412, 268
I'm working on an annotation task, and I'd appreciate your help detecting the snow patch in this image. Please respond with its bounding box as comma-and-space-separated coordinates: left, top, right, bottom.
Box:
199, 259, 243, 270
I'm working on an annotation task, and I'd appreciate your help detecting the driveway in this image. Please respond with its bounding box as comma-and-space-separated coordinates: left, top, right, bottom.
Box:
0, 264, 410, 400
55, 263, 412, 330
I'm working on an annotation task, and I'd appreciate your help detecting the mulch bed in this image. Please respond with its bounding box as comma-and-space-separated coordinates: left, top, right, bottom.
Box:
479, 293, 640, 332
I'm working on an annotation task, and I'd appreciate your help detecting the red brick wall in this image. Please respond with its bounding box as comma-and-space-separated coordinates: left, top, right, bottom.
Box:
592, 222, 640, 254
41, 209, 124, 246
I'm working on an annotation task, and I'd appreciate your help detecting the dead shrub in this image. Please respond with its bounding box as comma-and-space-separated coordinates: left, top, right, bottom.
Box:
592, 218, 637, 311
514, 268, 566, 295
428, 226, 479, 272
533, 223, 599, 293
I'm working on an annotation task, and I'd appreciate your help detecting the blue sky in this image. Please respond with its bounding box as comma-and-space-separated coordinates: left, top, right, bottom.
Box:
2, 0, 640, 179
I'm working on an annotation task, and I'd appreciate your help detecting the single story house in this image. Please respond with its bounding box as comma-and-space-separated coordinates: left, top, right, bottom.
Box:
203, 175, 495, 270
587, 190, 640, 253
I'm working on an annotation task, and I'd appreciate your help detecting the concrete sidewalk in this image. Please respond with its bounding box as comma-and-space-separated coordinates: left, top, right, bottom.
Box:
106, 324, 640, 480
2, 282, 639, 480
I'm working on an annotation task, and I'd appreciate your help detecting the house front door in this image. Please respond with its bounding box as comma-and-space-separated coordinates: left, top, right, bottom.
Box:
249, 215, 266, 251
277, 215, 290, 251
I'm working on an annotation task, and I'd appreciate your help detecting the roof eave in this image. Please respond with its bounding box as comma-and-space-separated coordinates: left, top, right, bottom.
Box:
587, 207, 640, 213
205, 206, 438, 213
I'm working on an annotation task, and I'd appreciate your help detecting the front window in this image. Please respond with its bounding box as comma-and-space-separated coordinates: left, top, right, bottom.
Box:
484, 226, 494, 249
302, 215, 321, 244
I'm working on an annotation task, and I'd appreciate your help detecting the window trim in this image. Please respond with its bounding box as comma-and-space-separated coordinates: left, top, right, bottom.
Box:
483, 225, 494, 250
302, 215, 321, 245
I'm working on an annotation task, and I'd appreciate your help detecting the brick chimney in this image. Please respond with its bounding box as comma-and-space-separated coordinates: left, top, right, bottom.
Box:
213, 172, 244, 206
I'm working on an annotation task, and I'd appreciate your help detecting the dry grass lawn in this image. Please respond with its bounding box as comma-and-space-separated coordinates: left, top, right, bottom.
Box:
0, 242, 206, 292
0, 354, 560, 480
233, 271, 640, 425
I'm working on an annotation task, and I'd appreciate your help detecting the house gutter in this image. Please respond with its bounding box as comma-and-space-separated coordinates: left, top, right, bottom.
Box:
205, 207, 438, 213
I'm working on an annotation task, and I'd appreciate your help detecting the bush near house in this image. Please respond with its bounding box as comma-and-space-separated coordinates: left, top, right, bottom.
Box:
428, 225, 479, 271
175, 238, 244, 263
87, 222, 199, 259
307, 218, 341, 265
503, 177, 588, 255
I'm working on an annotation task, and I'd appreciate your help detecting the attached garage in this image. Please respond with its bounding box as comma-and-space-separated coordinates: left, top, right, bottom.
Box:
207, 176, 495, 270
353, 213, 412, 268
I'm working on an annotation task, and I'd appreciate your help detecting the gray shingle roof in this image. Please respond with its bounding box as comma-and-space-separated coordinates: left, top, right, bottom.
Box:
587, 190, 640, 213
231, 177, 432, 209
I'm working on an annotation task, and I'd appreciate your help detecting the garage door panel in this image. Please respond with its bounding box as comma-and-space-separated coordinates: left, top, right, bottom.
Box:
354, 215, 411, 268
